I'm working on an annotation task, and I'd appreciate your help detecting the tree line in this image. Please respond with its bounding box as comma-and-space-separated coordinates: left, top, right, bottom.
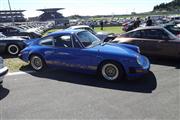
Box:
153, 0, 180, 11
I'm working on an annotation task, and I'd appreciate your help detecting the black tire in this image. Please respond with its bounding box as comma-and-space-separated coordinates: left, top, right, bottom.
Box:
7, 44, 20, 55
0, 81, 3, 85
98, 61, 125, 82
30, 55, 46, 71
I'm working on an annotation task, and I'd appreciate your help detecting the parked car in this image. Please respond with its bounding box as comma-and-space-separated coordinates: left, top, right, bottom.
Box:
0, 33, 26, 55
0, 56, 8, 86
66, 25, 116, 42
19, 30, 150, 81
0, 26, 42, 39
122, 21, 135, 32
112, 26, 180, 58
163, 23, 180, 37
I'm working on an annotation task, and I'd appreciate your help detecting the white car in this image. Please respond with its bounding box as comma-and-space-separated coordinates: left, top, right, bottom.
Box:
0, 57, 8, 86
66, 25, 116, 42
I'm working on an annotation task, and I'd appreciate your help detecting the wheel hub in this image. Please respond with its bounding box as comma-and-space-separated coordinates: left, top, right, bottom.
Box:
105, 66, 117, 77
31, 56, 43, 70
102, 63, 119, 81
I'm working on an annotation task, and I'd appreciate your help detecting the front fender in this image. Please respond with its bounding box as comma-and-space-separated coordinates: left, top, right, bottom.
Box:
113, 43, 140, 53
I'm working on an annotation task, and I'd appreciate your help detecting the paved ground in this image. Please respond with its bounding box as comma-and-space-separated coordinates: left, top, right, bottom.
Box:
0, 58, 179, 120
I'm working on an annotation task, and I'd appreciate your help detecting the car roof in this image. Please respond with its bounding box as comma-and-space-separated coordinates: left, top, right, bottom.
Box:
48, 29, 86, 36
133, 26, 165, 31
68, 25, 90, 29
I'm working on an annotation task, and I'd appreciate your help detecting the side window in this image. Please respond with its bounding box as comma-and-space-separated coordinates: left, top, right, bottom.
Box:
72, 36, 81, 48
121, 31, 141, 38
141, 29, 168, 40
8, 28, 19, 33
0, 28, 7, 33
0, 33, 5, 38
39, 36, 54, 46
130, 31, 141, 38
54, 35, 72, 48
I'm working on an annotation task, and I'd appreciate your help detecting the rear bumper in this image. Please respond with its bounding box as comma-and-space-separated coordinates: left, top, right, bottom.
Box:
0, 67, 8, 83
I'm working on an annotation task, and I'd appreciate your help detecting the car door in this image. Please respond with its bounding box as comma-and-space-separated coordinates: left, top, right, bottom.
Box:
138, 29, 163, 56
126, 30, 144, 47
38, 36, 57, 65
6, 27, 20, 36
53, 34, 98, 72
155, 29, 179, 57
120, 30, 146, 51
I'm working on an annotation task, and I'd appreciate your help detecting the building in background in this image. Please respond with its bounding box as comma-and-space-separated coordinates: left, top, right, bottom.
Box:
37, 8, 69, 25
0, 10, 26, 23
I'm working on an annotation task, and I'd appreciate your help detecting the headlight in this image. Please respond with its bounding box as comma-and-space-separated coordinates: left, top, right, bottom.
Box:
137, 56, 144, 66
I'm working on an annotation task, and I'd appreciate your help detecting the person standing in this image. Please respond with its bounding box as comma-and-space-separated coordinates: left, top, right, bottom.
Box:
133, 17, 141, 28
90, 21, 95, 29
146, 16, 153, 26
100, 20, 104, 30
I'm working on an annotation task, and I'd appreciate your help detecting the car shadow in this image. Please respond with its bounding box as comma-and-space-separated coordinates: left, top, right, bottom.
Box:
28, 69, 157, 93
19, 64, 32, 71
148, 57, 180, 69
0, 53, 17, 59
0, 86, 10, 101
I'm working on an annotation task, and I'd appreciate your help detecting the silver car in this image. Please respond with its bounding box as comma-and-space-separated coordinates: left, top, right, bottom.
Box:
66, 25, 116, 42
0, 57, 8, 85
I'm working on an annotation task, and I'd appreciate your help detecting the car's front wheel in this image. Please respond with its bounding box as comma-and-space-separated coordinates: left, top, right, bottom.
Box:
30, 55, 46, 71
99, 62, 125, 81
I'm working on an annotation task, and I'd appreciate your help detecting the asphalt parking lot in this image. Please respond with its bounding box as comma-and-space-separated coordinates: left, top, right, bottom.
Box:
0, 58, 179, 120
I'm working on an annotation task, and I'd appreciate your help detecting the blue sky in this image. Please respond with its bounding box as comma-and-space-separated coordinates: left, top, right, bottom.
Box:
0, 0, 173, 17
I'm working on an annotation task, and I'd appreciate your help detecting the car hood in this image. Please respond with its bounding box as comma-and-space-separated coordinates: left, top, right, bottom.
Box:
90, 43, 139, 57
0, 36, 26, 41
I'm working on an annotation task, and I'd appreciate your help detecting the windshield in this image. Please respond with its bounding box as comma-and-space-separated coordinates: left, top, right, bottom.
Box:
76, 27, 96, 35
76, 31, 101, 47
164, 28, 178, 40
0, 32, 6, 38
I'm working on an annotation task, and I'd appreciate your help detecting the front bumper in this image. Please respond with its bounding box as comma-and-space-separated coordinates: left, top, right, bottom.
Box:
127, 56, 150, 79
0, 67, 8, 84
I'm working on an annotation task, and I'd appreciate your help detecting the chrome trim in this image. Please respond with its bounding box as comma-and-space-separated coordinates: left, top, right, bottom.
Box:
46, 61, 97, 70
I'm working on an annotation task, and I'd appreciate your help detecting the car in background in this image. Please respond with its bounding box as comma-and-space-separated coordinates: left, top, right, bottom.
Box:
162, 23, 180, 37
122, 21, 135, 32
19, 30, 150, 81
112, 26, 180, 58
0, 33, 26, 55
0, 26, 42, 39
0, 56, 8, 86
66, 25, 116, 42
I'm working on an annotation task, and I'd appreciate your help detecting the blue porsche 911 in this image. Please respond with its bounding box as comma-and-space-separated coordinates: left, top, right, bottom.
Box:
19, 30, 150, 81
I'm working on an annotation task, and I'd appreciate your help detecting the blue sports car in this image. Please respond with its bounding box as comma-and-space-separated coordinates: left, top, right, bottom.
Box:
19, 30, 150, 81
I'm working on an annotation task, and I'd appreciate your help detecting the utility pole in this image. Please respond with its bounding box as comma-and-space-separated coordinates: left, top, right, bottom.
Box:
8, 0, 14, 25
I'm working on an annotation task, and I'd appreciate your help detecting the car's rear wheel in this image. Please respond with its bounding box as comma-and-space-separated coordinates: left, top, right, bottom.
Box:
30, 55, 46, 71
99, 62, 125, 81
7, 44, 20, 55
